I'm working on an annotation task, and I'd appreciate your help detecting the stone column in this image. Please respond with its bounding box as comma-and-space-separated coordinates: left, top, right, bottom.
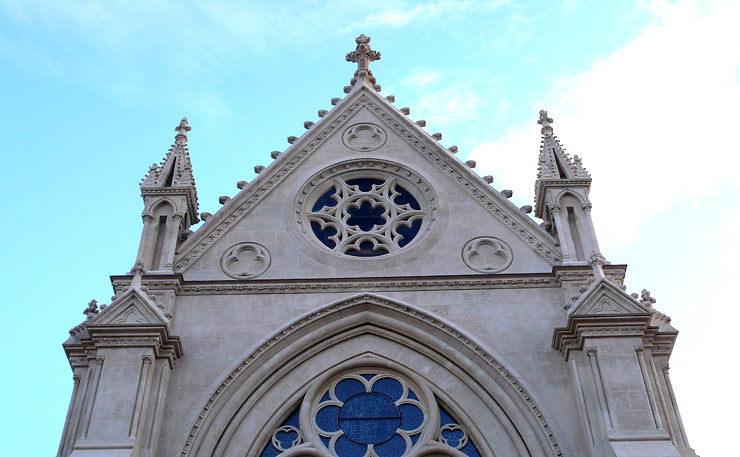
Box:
136, 214, 154, 270
579, 203, 601, 256
163, 213, 183, 270
551, 205, 574, 263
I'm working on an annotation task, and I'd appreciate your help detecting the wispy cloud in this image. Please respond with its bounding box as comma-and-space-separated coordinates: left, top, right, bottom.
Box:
342, 0, 509, 32
470, 0, 740, 249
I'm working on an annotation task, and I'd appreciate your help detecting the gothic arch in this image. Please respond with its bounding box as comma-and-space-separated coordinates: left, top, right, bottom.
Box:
145, 198, 178, 216
179, 294, 562, 457
554, 189, 586, 206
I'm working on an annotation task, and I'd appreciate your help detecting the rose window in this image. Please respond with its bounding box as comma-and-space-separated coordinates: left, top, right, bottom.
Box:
296, 161, 436, 258
259, 370, 483, 457
314, 374, 425, 457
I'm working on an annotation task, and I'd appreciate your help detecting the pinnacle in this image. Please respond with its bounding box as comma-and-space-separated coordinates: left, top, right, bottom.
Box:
140, 117, 200, 216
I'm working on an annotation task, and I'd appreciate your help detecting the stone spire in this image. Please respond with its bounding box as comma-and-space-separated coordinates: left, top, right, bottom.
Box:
534, 110, 591, 216
137, 118, 200, 272
141, 118, 199, 205
346, 34, 381, 91
533, 110, 599, 264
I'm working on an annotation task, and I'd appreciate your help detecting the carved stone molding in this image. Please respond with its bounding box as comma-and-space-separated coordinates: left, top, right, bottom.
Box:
220, 242, 271, 279
342, 122, 387, 151
461, 237, 513, 274
111, 273, 558, 296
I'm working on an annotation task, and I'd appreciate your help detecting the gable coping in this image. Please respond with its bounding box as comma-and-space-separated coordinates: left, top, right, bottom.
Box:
173, 86, 561, 272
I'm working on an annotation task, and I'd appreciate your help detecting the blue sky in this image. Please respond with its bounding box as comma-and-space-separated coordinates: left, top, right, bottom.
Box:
1, 1, 738, 455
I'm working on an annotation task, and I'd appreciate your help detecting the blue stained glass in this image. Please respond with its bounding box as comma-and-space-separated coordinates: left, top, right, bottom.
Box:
439, 406, 455, 426
396, 218, 422, 247
320, 391, 331, 402
410, 433, 421, 445
373, 433, 406, 457
275, 429, 299, 449
320, 436, 331, 448
334, 379, 365, 402
345, 241, 389, 257
284, 409, 300, 428
407, 390, 419, 401
259, 404, 302, 457
316, 405, 340, 432
346, 178, 384, 192
438, 403, 482, 457
312, 186, 338, 211
360, 373, 375, 381
347, 201, 387, 231
399, 403, 424, 430
392, 184, 421, 210
338, 393, 401, 444
335, 435, 368, 457
371, 378, 403, 401
441, 427, 465, 447
310, 222, 337, 249
460, 440, 482, 457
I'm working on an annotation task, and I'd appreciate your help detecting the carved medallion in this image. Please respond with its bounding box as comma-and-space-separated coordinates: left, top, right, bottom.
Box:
342, 123, 387, 151
462, 237, 513, 273
220, 242, 271, 279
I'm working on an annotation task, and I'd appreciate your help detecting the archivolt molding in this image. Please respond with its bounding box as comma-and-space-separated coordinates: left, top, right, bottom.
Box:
173, 90, 560, 272
178, 293, 562, 457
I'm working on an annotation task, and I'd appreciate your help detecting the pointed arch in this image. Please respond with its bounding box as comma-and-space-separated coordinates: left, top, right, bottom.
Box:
179, 294, 562, 457
554, 189, 586, 206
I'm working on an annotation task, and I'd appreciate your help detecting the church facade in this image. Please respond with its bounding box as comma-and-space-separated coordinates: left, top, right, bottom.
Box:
58, 36, 697, 457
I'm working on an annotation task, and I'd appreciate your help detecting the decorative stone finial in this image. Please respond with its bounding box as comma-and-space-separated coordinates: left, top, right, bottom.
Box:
346, 34, 381, 87
640, 289, 656, 309
538, 109, 553, 135
175, 117, 191, 144
588, 250, 607, 279
83, 299, 99, 320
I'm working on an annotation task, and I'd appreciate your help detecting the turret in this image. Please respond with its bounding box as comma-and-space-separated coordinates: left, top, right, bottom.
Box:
534, 110, 599, 264
136, 118, 199, 272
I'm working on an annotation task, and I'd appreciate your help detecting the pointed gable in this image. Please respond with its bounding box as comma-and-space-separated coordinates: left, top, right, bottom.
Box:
88, 286, 168, 326
570, 278, 652, 317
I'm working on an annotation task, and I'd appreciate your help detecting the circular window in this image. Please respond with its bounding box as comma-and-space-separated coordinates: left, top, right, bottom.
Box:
313, 373, 425, 457
295, 160, 437, 258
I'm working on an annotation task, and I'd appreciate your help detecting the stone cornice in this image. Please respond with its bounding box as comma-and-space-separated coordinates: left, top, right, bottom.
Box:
65, 324, 183, 369
552, 314, 659, 360
110, 266, 628, 296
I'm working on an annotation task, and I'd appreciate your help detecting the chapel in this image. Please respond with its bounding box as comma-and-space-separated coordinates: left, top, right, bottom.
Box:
58, 35, 698, 457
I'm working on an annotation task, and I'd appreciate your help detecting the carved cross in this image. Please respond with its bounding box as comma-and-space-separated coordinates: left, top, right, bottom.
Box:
83, 299, 99, 320
538, 110, 553, 129
175, 117, 191, 143
346, 34, 380, 84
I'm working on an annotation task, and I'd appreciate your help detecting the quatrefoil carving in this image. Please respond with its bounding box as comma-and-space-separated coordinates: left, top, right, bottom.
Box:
220, 242, 271, 279
462, 236, 513, 274
342, 123, 387, 151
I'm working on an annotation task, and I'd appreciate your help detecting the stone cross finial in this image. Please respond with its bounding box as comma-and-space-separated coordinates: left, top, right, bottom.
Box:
640, 289, 656, 309
346, 34, 381, 86
538, 109, 553, 134
83, 299, 99, 320
175, 117, 191, 144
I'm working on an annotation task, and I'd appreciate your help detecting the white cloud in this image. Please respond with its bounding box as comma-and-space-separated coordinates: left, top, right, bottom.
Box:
342, 0, 509, 32
470, 0, 740, 251
417, 85, 481, 125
